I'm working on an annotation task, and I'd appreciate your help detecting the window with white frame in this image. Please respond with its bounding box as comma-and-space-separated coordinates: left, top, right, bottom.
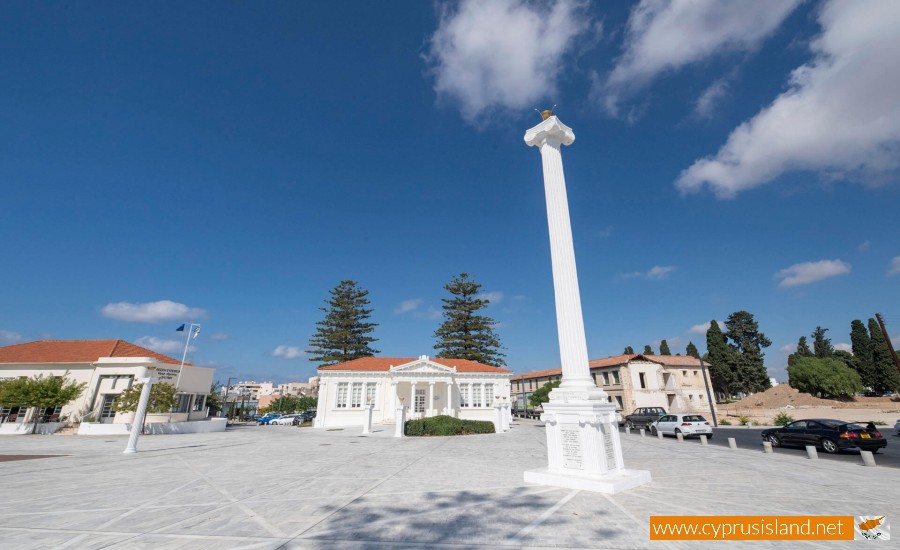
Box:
612, 371, 620, 384
365, 383, 376, 406
486, 384, 495, 406
193, 394, 206, 411
472, 383, 482, 407
351, 383, 363, 408
336, 382, 349, 408
459, 384, 469, 407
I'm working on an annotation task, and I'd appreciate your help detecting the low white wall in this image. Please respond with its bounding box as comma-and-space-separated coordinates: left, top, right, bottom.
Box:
79, 418, 226, 435
0, 422, 64, 435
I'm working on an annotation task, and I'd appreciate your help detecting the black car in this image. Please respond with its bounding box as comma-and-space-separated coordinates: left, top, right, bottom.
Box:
761, 418, 887, 454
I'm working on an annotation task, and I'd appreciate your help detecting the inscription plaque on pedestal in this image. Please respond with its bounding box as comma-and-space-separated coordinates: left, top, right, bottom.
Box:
561, 425, 583, 470
604, 427, 616, 468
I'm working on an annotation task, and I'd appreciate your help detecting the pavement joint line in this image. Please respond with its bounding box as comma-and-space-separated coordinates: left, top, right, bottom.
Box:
601, 492, 679, 550
51, 473, 205, 550
284, 437, 455, 541
506, 488, 579, 545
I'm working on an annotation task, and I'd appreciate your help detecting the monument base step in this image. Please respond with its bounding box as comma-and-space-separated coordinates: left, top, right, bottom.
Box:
524, 467, 651, 494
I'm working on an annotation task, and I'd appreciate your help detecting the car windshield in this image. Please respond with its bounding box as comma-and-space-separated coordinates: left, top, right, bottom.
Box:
682, 415, 706, 422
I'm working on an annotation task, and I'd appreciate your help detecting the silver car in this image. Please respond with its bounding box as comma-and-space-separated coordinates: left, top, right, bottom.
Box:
651, 413, 713, 438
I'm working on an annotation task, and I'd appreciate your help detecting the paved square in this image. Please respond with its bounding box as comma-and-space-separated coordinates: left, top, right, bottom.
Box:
1, 421, 896, 549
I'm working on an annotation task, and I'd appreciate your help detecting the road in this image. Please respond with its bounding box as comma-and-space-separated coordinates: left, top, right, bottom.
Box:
620, 425, 900, 469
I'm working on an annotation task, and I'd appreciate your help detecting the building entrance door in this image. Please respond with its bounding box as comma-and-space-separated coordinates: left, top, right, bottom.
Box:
100, 395, 117, 423
415, 389, 425, 414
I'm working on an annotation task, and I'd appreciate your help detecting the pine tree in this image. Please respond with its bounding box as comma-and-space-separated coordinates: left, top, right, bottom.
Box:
811, 326, 833, 358
724, 311, 772, 393
706, 320, 737, 397
849, 319, 873, 387
659, 340, 671, 355
623, 346, 634, 354
787, 336, 813, 368
686, 341, 700, 359
643, 345, 654, 355
307, 280, 379, 366
433, 273, 506, 367
867, 318, 900, 393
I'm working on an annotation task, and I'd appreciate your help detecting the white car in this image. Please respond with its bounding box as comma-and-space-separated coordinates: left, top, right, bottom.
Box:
894, 418, 900, 436
651, 413, 713, 438
270, 414, 300, 425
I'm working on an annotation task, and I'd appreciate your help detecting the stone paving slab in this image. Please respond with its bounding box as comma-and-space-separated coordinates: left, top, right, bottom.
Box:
1, 420, 897, 549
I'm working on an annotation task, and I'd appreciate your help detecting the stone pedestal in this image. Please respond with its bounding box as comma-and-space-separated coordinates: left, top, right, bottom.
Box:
362, 403, 374, 435
394, 405, 406, 438
522, 114, 650, 494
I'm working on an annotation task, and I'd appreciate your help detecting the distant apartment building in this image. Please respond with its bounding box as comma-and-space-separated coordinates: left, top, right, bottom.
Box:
511, 353, 716, 416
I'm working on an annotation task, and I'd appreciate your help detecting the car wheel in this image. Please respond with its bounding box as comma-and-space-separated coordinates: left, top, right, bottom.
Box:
871, 448, 880, 454
650, 426, 657, 435
626, 421, 634, 430
674, 428, 682, 434
767, 434, 781, 447
821, 438, 839, 454
706, 434, 713, 440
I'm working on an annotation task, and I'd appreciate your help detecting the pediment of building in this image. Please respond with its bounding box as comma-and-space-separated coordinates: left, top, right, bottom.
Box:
390, 359, 456, 374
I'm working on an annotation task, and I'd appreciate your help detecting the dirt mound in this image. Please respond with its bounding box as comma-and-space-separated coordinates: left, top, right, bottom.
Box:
730, 385, 838, 408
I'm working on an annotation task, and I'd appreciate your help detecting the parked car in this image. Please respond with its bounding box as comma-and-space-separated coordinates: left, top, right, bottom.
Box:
650, 414, 713, 438
761, 419, 888, 454
299, 410, 317, 424
270, 414, 301, 425
623, 407, 666, 429
257, 413, 282, 425
893, 418, 900, 436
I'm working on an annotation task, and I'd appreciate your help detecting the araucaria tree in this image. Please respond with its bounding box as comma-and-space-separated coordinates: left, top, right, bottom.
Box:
307, 280, 379, 366
433, 273, 506, 367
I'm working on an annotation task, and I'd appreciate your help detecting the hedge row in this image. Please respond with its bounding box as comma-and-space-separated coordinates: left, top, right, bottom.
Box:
404, 415, 495, 436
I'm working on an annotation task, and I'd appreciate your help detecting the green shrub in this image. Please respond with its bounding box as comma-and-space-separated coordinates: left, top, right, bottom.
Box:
718, 419, 731, 426
738, 415, 750, 425
773, 412, 795, 426
404, 415, 495, 436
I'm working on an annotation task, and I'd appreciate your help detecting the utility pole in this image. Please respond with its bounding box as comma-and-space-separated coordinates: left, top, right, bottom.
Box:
697, 357, 718, 427
875, 313, 900, 374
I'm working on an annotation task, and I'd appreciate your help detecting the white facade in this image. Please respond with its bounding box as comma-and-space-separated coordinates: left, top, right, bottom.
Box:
314, 356, 511, 429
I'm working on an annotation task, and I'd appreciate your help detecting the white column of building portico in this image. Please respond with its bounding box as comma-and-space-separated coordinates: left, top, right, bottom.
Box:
390, 382, 397, 419
446, 383, 453, 416
409, 381, 416, 419
428, 382, 435, 417
522, 113, 650, 494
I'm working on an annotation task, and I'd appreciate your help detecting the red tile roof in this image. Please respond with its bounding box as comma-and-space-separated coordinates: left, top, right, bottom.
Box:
513, 354, 705, 380
318, 356, 511, 373
0, 340, 183, 365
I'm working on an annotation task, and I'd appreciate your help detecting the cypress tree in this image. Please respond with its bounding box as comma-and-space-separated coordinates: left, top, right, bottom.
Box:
724, 311, 772, 394
659, 340, 671, 355
867, 318, 900, 393
849, 319, 873, 386
433, 273, 506, 367
643, 345, 654, 355
686, 341, 700, 359
307, 280, 379, 366
706, 320, 737, 397
787, 336, 813, 368
811, 326, 833, 358
623, 346, 634, 354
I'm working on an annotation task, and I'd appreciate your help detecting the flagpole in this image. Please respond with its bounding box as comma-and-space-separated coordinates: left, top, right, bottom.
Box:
174, 323, 199, 391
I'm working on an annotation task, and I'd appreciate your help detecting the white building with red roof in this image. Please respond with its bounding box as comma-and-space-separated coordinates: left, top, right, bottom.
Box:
315, 355, 512, 429
0, 340, 216, 434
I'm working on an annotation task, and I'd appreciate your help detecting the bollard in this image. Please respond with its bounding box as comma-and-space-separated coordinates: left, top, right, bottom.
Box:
763, 441, 773, 454
639, 428, 645, 438
728, 437, 737, 450
657, 430, 664, 440
805, 445, 818, 460
676, 432, 684, 443
625, 426, 631, 435
746, 422, 753, 429
700, 435, 708, 446
860, 450, 877, 467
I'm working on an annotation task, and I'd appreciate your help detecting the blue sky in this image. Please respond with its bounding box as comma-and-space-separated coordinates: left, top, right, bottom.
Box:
2, 1, 898, 384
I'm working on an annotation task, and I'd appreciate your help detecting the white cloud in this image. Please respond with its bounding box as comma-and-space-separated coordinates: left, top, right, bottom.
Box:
0, 330, 23, 344
778, 343, 795, 353
622, 265, 675, 280
394, 299, 423, 315
888, 256, 900, 276
858, 240, 870, 252
135, 336, 195, 355
208, 333, 231, 341
272, 345, 305, 360
834, 343, 852, 353
422, 307, 443, 321
426, 0, 592, 122
677, 1, 900, 198
694, 77, 730, 119
601, 0, 799, 115
775, 259, 851, 288
478, 291, 504, 304
101, 300, 207, 323
689, 320, 724, 334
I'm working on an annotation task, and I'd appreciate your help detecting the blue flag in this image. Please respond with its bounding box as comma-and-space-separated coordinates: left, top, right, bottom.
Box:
176, 324, 185, 332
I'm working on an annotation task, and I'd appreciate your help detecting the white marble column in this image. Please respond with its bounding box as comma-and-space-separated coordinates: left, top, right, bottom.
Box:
446, 383, 453, 416
410, 381, 416, 419
522, 113, 650, 494
123, 372, 157, 454
428, 382, 435, 417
